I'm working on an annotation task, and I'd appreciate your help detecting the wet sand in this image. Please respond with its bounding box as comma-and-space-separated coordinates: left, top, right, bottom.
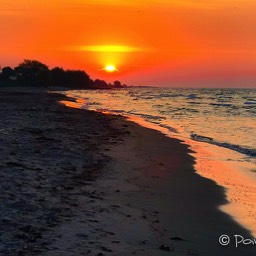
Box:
190, 141, 256, 237
0, 89, 255, 255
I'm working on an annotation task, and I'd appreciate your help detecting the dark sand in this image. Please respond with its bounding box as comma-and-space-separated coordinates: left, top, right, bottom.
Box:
0, 89, 255, 255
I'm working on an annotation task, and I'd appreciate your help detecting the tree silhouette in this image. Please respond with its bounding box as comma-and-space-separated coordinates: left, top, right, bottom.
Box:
1, 66, 15, 79
51, 68, 92, 88
113, 80, 122, 88
65, 70, 92, 88
0, 59, 129, 89
94, 79, 110, 89
15, 60, 50, 87
51, 67, 67, 87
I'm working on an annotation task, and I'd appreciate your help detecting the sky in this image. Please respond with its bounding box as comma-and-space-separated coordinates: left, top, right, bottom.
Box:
0, 0, 256, 87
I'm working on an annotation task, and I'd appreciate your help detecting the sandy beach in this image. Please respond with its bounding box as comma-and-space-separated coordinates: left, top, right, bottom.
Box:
0, 89, 255, 256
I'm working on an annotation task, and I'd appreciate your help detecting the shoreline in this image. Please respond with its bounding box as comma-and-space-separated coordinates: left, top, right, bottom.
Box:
189, 139, 256, 237
87, 108, 256, 237
0, 89, 255, 255
60, 94, 255, 255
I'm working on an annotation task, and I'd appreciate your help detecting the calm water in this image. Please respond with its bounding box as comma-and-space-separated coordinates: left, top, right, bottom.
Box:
65, 88, 256, 167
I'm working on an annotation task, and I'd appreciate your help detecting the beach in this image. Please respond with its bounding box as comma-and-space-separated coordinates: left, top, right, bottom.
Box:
0, 89, 255, 256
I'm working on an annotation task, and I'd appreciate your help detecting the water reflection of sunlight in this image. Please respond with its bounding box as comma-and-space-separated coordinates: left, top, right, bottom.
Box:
59, 98, 86, 109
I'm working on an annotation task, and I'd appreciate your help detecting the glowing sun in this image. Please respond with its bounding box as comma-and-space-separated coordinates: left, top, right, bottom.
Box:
103, 64, 118, 72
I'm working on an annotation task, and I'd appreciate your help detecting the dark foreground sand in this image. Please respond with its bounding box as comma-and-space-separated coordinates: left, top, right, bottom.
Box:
0, 89, 255, 256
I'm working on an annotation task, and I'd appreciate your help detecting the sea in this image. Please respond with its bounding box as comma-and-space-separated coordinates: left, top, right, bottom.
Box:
64, 87, 255, 166
63, 87, 256, 233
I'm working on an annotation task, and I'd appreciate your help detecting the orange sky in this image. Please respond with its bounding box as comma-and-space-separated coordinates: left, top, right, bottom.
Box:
1, 0, 256, 87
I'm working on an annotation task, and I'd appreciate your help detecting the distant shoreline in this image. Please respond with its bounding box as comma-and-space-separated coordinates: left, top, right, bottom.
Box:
0, 59, 128, 90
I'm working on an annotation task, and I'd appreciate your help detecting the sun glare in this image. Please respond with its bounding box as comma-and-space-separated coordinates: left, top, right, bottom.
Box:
78, 45, 141, 53
104, 64, 118, 72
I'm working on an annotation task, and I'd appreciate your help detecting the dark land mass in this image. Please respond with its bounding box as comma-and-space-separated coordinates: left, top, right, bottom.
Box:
0, 60, 127, 90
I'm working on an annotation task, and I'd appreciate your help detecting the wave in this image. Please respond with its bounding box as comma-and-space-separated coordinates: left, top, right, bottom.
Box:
187, 93, 200, 99
190, 133, 256, 157
159, 124, 178, 133
244, 101, 256, 105
159, 93, 184, 98
187, 101, 203, 105
129, 112, 166, 121
209, 103, 232, 107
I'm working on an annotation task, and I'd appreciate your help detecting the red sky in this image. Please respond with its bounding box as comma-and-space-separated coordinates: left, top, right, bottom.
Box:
1, 0, 256, 87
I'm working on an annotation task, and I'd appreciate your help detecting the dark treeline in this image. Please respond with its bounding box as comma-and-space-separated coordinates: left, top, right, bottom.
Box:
0, 60, 127, 89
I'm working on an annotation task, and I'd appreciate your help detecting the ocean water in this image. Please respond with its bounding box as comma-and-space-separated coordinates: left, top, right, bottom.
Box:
65, 87, 256, 167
